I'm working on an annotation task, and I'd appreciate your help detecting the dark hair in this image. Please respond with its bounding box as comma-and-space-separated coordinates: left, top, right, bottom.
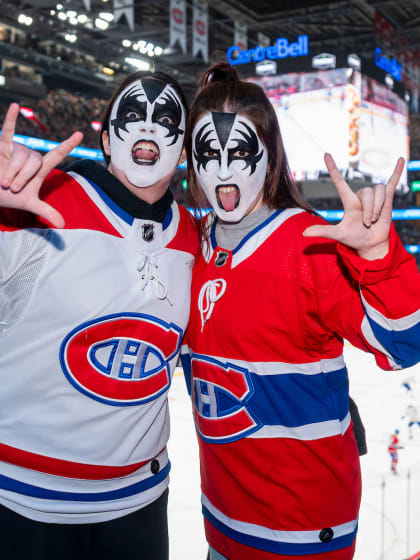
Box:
185, 62, 313, 230
99, 70, 189, 164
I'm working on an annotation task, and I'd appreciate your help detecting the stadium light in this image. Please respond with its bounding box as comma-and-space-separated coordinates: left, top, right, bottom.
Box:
58, 12, 67, 21
69, 17, 78, 25
18, 14, 33, 26
65, 33, 77, 43
154, 46, 163, 56
67, 10, 77, 18
125, 57, 151, 71
122, 39, 131, 47
95, 18, 109, 30
56, 3, 63, 9
77, 14, 88, 24
99, 12, 114, 22
132, 43, 139, 51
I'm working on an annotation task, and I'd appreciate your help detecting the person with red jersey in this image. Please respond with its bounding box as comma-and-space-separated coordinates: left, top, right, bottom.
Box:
181, 62, 420, 560
0, 71, 198, 560
388, 429, 404, 474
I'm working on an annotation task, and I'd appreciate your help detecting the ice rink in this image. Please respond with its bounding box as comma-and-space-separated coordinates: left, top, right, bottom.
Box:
167, 345, 420, 560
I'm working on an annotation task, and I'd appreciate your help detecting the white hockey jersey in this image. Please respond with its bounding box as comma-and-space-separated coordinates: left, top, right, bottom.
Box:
0, 166, 199, 523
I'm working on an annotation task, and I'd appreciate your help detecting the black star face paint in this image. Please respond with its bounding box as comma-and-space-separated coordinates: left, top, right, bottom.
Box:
192, 112, 268, 222
108, 79, 186, 188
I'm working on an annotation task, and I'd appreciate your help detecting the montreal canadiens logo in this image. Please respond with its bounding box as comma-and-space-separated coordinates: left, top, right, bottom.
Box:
60, 313, 182, 406
191, 355, 260, 443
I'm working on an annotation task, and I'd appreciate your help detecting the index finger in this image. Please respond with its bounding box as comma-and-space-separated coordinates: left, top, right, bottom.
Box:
324, 153, 356, 207
0, 103, 20, 145
38, 132, 83, 179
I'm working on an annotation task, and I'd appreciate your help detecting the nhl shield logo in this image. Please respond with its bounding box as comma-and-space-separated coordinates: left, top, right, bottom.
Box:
142, 224, 155, 242
215, 251, 229, 267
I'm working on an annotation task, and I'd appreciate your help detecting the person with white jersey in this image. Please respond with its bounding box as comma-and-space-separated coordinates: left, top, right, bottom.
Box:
0, 70, 198, 560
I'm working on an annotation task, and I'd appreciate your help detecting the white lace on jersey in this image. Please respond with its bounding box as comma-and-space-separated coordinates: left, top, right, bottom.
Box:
137, 255, 171, 303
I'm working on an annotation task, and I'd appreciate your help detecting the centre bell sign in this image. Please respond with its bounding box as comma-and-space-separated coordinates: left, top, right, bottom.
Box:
227, 35, 309, 66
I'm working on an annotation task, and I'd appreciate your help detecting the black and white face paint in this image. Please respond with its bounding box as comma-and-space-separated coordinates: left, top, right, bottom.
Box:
108, 78, 185, 188
192, 112, 268, 222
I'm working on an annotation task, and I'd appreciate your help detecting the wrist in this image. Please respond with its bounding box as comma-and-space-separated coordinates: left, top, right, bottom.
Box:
357, 241, 389, 261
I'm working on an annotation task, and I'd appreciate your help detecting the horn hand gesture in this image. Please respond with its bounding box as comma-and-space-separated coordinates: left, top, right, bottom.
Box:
0, 103, 83, 228
303, 153, 405, 260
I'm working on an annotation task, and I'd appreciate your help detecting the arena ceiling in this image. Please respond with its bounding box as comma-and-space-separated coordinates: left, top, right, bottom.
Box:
1, 0, 420, 99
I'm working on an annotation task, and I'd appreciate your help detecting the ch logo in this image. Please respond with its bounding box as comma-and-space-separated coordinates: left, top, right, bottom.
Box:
191, 355, 259, 443
60, 313, 182, 406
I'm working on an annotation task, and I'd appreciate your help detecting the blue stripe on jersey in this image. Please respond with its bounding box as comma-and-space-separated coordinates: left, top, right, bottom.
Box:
368, 317, 420, 368
84, 177, 134, 225
180, 353, 192, 396
209, 210, 284, 252
246, 368, 349, 427
0, 462, 170, 501
203, 506, 357, 555
232, 210, 284, 254
162, 206, 173, 230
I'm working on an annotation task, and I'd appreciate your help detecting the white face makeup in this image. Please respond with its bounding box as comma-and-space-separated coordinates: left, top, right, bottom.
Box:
192, 112, 268, 222
108, 78, 186, 188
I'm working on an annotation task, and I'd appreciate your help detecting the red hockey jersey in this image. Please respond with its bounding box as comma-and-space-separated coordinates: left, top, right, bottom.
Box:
181, 207, 420, 558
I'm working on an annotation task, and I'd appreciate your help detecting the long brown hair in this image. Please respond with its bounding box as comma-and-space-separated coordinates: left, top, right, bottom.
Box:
185, 62, 313, 234
99, 70, 189, 164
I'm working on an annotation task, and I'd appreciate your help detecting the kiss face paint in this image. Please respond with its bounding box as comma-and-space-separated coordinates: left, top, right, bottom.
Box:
108, 78, 185, 188
192, 112, 268, 222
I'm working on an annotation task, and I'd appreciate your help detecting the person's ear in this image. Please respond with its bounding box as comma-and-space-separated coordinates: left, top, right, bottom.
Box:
102, 130, 111, 157
178, 147, 186, 166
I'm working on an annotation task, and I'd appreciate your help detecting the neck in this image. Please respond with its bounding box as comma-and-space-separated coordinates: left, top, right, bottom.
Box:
108, 163, 171, 204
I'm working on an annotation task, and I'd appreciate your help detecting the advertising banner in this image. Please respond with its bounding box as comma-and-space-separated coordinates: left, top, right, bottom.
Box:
170, 0, 187, 54
114, 0, 134, 32
234, 21, 247, 51
193, 0, 208, 62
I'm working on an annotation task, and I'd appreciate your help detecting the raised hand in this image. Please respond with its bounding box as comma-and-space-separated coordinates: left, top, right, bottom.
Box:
0, 103, 83, 228
303, 153, 405, 260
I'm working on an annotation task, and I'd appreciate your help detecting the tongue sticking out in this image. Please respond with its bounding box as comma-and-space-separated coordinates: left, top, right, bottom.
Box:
217, 187, 240, 212
133, 148, 158, 162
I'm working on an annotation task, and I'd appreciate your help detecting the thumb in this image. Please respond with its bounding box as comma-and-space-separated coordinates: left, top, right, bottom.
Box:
303, 224, 339, 240
30, 199, 65, 229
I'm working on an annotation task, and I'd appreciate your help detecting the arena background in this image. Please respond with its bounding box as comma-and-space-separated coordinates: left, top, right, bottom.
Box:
1, 2, 420, 559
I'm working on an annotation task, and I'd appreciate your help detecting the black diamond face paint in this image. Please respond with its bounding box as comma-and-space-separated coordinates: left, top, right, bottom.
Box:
212, 112, 236, 150
110, 84, 147, 141
152, 89, 184, 147
141, 78, 166, 104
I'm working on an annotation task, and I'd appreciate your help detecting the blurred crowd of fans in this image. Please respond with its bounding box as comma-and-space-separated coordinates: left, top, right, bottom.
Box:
0, 92, 107, 148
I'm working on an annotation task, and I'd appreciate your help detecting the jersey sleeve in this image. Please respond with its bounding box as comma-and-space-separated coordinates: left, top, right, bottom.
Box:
312, 223, 420, 371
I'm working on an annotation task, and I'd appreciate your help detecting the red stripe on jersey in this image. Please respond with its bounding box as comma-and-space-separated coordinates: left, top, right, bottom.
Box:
0, 169, 123, 237
205, 521, 356, 560
167, 205, 200, 257
0, 442, 164, 480
199, 428, 361, 531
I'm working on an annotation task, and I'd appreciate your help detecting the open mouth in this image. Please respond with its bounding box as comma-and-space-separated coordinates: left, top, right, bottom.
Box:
131, 140, 160, 166
216, 184, 240, 212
